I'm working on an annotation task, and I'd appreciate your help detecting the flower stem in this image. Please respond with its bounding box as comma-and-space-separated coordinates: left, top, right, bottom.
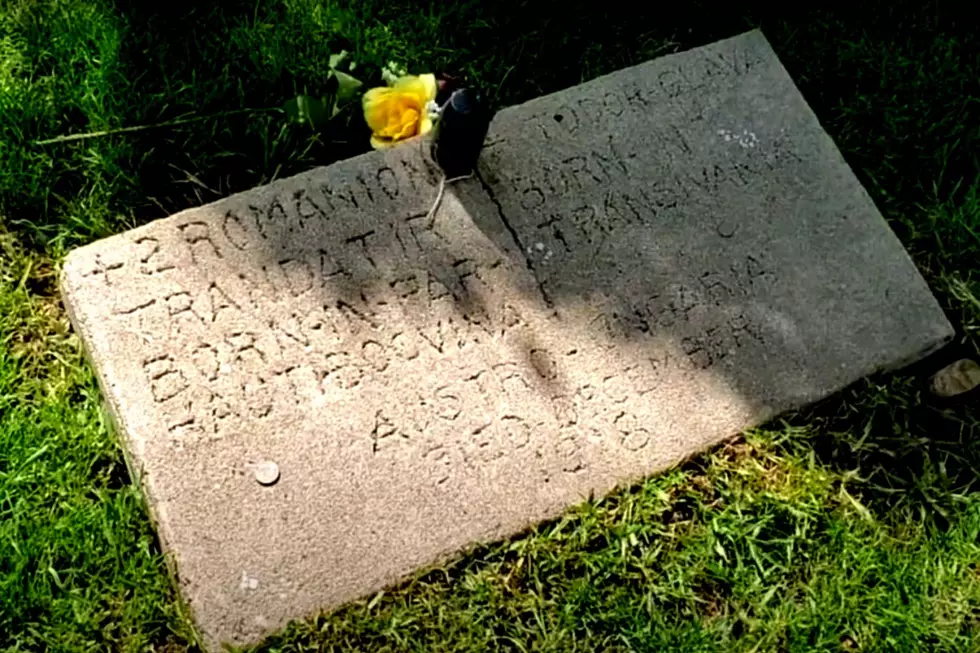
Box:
33, 108, 279, 146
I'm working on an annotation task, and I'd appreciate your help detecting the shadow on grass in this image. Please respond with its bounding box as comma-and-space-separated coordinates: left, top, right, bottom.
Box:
794, 356, 980, 525
3, 0, 977, 249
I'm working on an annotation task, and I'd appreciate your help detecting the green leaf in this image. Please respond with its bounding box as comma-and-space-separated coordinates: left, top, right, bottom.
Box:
713, 539, 729, 562
283, 95, 331, 128
367, 590, 384, 610
328, 50, 348, 70
333, 71, 363, 103
323, 71, 363, 118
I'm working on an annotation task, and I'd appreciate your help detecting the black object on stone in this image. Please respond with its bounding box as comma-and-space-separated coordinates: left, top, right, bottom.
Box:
432, 89, 491, 178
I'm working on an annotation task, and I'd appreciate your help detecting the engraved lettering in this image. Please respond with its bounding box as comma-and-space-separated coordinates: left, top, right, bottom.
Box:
556, 432, 585, 473
361, 340, 389, 373
320, 182, 358, 211
319, 250, 351, 285
562, 155, 598, 189
80, 255, 124, 286
591, 139, 630, 180
134, 237, 176, 275
681, 335, 711, 369
113, 297, 156, 316
729, 313, 765, 347
500, 415, 531, 449
529, 348, 558, 380
294, 189, 326, 229
432, 384, 462, 421
614, 412, 651, 451
427, 276, 451, 302
321, 351, 364, 390
278, 259, 315, 297
191, 343, 220, 382
389, 274, 420, 300
206, 282, 242, 322
346, 230, 378, 268
165, 291, 199, 320
335, 300, 379, 333
178, 221, 222, 264
221, 211, 251, 250
143, 354, 188, 403
356, 174, 375, 203
377, 167, 399, 199
602, 91, 625, 116
265, 196, 288, 231
520, 184, 546, 209
271, 313, 310, 352
371, 409, 404, 454
390, 331, 419, 360
657, 67, 689, 98
623, 83, 650, 108
552, 104, 579, 132
424, 445, 453, 485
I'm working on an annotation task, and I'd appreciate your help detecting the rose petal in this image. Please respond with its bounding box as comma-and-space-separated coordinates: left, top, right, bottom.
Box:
370, 133, 395, 149
418, 73, 437, 103
362, 87, 397, 132
393, 74, 435, 107
393, 108, 420, 140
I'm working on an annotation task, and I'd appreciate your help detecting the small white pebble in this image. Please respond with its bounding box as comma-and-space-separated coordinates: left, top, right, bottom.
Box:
240, 571, 260, 590
251, 461, 280, 486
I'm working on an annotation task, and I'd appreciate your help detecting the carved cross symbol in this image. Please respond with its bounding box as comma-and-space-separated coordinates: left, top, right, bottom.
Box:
80, 254, 124, 286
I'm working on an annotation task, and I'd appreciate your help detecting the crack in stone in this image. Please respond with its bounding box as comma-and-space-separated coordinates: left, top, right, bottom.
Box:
474, 169, 554, 308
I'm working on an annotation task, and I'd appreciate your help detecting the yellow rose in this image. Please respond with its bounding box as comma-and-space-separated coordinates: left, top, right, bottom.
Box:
363, 73, 438, 149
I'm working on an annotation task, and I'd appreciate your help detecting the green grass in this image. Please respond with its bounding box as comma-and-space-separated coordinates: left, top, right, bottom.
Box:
0, 239, 191, 651
1, 0, 979, 651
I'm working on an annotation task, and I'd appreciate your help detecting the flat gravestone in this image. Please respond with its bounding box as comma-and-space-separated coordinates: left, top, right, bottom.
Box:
61, 30, 952, 650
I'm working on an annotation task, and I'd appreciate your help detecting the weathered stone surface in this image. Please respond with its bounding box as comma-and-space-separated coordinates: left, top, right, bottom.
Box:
60, 30, 952, 650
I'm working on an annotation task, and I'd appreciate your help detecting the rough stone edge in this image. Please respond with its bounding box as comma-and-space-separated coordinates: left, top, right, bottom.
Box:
58, 269, 208, 648
739, 30, 956, 367
750, 28, 956, 367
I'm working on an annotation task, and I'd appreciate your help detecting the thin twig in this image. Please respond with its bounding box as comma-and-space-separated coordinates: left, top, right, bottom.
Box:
33, 108, 279, 146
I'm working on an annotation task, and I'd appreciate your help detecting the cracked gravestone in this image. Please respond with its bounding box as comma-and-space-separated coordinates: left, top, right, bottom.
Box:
60, 30, 953, 650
